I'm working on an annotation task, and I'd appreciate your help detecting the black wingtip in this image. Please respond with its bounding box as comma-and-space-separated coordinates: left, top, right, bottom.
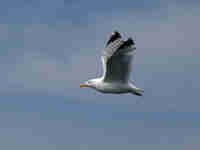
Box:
106, 30, 122, 46
126, 38, 135, 46
112, 30, 121, 38
117, 37, 135, 50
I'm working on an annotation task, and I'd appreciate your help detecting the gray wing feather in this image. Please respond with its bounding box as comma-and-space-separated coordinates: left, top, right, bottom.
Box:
103, 38, 124, 60
102, 43, 136, 83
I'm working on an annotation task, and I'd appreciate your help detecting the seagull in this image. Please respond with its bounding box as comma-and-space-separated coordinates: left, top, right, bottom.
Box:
80, 31, 144, 96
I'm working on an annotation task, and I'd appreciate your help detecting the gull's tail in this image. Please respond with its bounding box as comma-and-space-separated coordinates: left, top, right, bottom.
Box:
132, 88, 144, 96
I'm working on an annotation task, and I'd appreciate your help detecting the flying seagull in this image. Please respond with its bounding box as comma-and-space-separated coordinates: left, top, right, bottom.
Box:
80, 31, 144, 96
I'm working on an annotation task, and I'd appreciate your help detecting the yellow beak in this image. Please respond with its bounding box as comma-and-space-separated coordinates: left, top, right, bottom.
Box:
80, 83, 88, 88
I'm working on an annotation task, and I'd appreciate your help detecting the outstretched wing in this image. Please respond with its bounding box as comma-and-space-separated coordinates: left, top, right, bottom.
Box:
102, 37, 136, 83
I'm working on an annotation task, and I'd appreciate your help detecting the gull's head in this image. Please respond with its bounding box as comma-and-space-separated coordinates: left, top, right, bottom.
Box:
80, 79, 99, 89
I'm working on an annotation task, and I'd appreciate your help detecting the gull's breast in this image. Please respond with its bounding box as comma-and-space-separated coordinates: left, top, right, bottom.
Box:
96, 82, 130, 94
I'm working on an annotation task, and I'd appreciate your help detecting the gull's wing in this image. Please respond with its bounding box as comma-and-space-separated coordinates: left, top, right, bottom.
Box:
102, 38, 136, 83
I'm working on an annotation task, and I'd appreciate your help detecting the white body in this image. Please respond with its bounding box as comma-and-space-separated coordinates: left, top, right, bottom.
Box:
89, 78, 143, 95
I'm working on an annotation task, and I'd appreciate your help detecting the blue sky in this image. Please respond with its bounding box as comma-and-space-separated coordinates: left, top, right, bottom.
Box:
0, 0, 200, 149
